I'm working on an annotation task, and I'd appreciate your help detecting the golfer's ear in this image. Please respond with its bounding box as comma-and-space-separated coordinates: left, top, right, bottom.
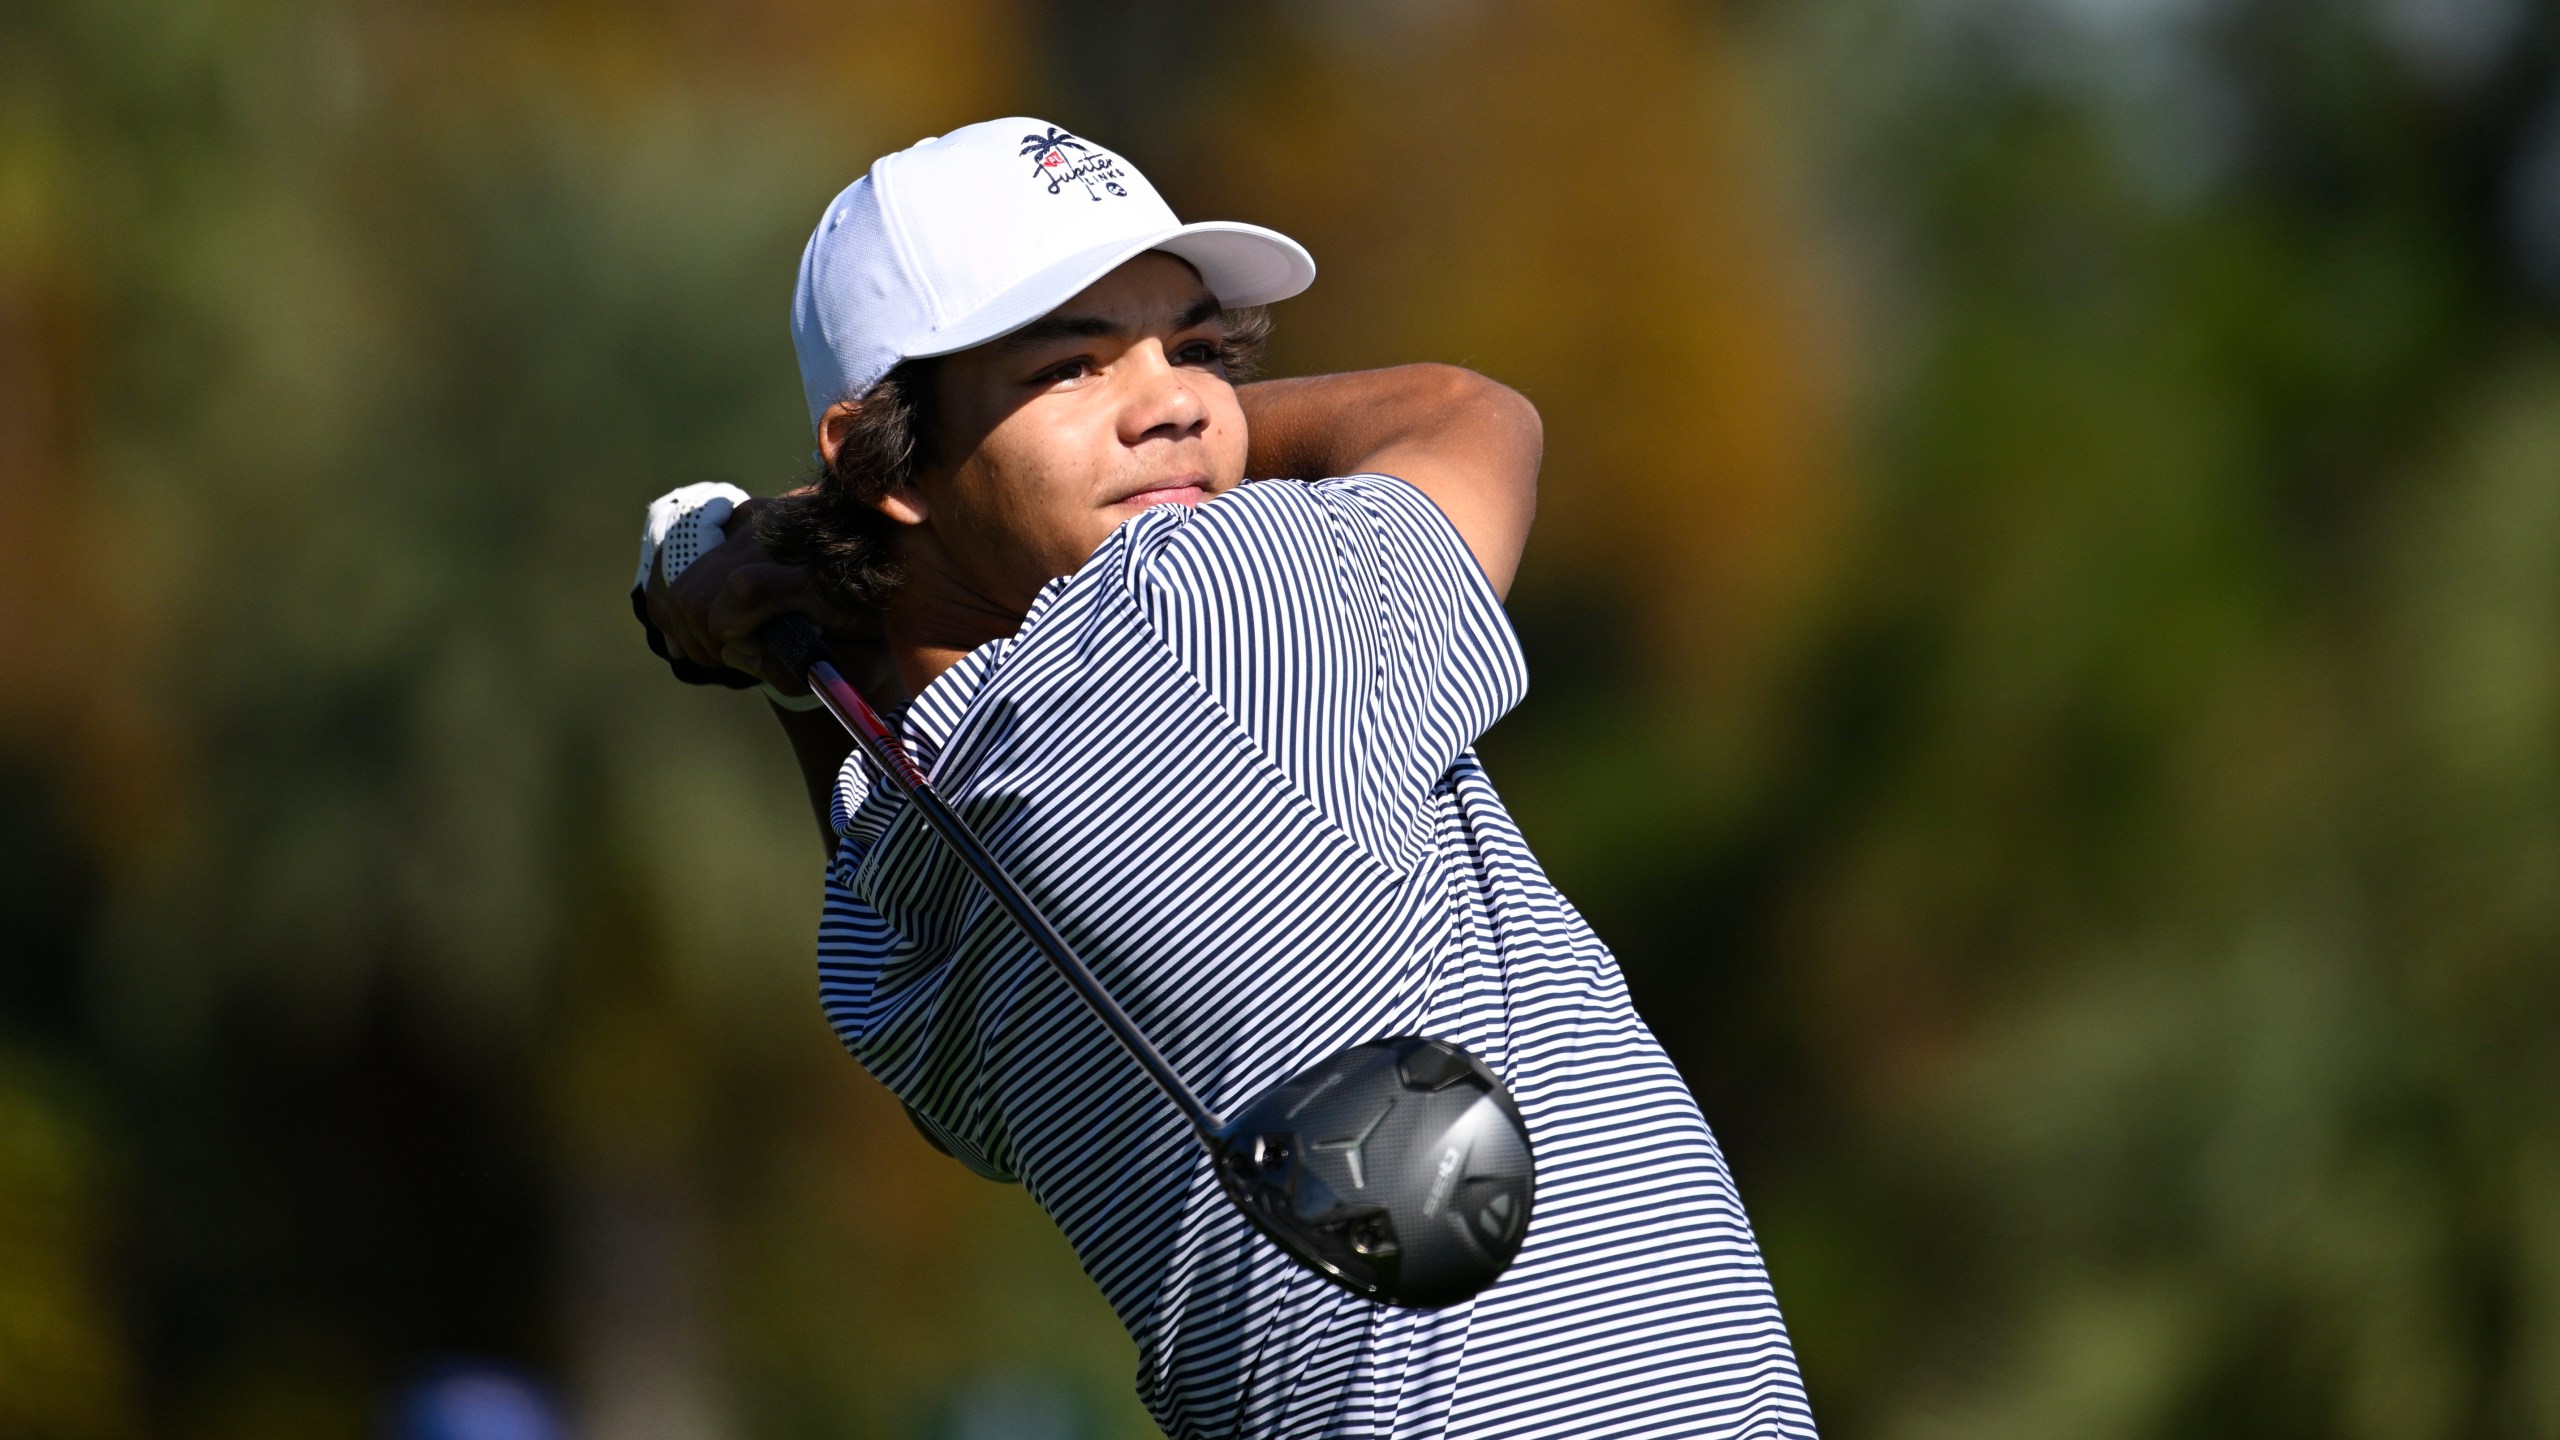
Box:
821, 398, 931, 525
817, 399, 863, 467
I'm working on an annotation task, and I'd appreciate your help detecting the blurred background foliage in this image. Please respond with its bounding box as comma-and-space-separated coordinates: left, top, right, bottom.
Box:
3, 0, 2557, 1436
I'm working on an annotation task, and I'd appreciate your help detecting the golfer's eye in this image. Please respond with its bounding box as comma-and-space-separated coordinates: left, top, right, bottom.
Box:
1036, 357, 1097, 385
1174, 339, 1222, 368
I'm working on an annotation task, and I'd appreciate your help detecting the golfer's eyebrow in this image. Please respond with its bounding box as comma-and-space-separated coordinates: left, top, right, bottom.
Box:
1171, 294, 1223, 331
1001, 295, 1225, 352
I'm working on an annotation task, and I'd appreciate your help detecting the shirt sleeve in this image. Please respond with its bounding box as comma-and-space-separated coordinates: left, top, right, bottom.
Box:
1115, 473, 1527, 870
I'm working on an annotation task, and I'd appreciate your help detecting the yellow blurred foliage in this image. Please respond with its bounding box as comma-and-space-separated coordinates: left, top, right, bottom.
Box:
1200, 0, 1846, 703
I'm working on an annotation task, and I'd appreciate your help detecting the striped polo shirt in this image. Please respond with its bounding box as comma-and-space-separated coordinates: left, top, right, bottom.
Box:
816, 474, 1814, 1438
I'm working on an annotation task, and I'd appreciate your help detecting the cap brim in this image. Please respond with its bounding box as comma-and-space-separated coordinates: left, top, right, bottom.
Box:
901, 221, 1316, 361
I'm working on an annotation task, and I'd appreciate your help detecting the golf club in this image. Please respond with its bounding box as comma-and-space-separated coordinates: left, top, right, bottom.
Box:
758, 612, 1536, 1308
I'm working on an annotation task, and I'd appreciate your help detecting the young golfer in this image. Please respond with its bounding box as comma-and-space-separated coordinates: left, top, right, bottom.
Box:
635, 118, 1813, 1438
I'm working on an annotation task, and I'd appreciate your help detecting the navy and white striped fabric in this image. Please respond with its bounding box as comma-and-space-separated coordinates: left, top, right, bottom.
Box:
816, 474, 1814, 1438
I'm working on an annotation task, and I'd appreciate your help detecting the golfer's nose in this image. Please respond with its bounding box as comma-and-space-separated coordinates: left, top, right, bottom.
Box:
1120, 344, 1208, 445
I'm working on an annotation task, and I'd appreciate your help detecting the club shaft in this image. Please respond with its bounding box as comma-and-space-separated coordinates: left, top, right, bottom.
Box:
800, 657, 1223, 1144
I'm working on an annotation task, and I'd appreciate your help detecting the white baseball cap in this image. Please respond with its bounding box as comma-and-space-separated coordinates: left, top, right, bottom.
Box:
790, 117, 1316, 431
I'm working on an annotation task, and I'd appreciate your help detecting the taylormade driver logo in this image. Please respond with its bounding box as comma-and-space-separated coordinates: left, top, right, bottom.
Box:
1018, 127, 1131, 200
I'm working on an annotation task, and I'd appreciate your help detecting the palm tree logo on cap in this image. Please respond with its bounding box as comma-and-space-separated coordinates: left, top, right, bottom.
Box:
1018, 127, 1125, 200
1020, 127, 1086, 175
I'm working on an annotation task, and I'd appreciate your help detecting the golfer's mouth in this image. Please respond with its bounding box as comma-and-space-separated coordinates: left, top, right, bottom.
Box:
1114, 478, 1207, 510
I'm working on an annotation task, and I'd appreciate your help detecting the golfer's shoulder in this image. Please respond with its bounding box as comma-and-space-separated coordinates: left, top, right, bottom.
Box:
1120, 473, 1481, 602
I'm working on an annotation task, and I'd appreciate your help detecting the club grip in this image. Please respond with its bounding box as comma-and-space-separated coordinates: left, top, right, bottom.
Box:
758, 612, 832, 682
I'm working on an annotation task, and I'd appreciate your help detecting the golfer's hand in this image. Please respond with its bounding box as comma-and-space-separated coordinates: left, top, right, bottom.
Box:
644, 497, 899, 705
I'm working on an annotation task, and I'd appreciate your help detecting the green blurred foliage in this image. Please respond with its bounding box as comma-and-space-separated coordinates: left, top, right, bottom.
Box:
4, 1, 2558, 1437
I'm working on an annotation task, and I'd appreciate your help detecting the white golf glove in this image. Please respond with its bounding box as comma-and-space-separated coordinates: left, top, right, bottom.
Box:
630, 482, 822, 710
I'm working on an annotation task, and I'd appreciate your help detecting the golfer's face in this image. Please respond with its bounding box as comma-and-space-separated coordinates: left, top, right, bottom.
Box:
919, 252, 1249, 608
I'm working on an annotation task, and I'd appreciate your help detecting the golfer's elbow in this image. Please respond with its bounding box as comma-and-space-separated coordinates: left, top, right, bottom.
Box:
1406, 363, 1541, 507
1368, 366, 1537, 596
1476, 372, 1543, 518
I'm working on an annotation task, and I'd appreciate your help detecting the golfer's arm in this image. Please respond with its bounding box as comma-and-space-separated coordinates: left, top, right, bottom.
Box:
1237, 365, 1540, 598
774, 700, 857, 853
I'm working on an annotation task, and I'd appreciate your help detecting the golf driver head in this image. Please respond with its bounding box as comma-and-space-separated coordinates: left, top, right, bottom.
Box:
1213, 1036, 1534, 1309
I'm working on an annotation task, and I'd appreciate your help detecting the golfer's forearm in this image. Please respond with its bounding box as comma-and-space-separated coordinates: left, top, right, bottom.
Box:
1238, 365, 1539, 596
1242, 365, 1502, 479
774, 701, 858, 853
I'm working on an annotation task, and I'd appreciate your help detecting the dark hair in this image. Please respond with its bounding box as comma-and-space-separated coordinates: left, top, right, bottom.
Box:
757, 306, 1272, 612
756, 360, 936, 611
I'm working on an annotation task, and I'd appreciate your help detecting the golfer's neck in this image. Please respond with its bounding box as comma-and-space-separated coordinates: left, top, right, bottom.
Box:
883, 547, 1033, 699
